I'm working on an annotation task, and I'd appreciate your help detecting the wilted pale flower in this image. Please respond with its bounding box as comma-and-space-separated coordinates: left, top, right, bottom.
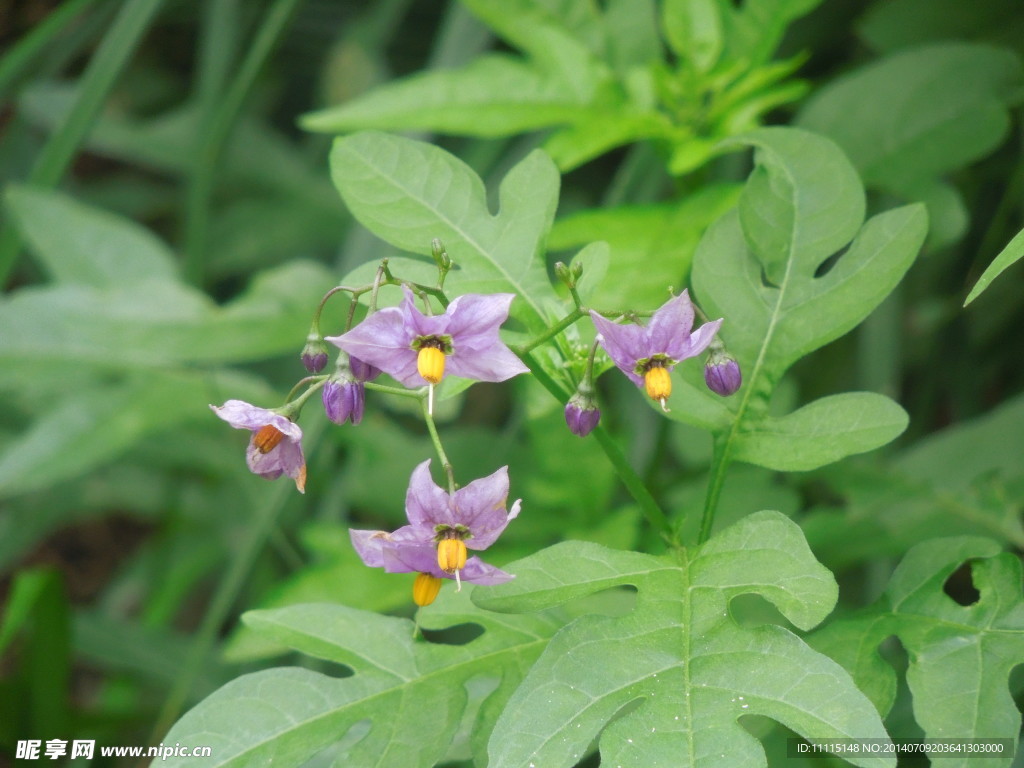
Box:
210, 399, 306, 492
590, 291, 722, 411
325, 286, 528, 396
350, 459, 520, 603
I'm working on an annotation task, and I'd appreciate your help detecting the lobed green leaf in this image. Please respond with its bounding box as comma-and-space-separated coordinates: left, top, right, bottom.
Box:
477, 512, 892, 768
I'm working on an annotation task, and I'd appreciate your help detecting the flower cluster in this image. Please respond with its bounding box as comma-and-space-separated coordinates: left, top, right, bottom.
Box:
209, 244, 738, 607
351, 460, 520, 603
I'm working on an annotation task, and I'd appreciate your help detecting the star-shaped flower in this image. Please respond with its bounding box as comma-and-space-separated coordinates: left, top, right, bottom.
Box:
210, 400, 306, 492
326, 286, 528, 391
350, 459, 520, 603
590, 291, 722, 410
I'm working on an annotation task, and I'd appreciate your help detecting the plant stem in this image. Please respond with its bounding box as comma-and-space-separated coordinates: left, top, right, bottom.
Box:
0, 0, 166, 284
513, 308, 584, 356
182, 0, 304, 286
698, 438, 730, 544
519, 350, 673, 540
422, 397, 456, 493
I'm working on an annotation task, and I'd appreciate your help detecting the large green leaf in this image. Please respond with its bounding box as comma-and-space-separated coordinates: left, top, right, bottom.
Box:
329, 131, 560, 330
160, 589, 561, 767
810, 537, 1024, 765
803, 392, 1024, 568
0, 261, 335, 367
301, 55, 600, 136
680, 128, 926, 469
796, 44, 1023, 192
5, 184, 178, 287
858, 0, 1024, 56
732, 393, 908, 472
476, 511, 893, 768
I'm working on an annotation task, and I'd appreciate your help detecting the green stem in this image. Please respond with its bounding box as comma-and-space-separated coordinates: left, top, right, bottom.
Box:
422, 397, 456, 493
0, 0, 97, 105
513, 308, 585, 356
182, 0, 304, 286
365, 382, 424, 399
0, 0, 166, 284
698, 438, 729, 544
519, 350, 673, 540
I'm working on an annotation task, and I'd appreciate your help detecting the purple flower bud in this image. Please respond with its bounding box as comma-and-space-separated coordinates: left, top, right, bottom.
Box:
349, 355, 381, 383
323, 378, 365, 425
301, 336, 329, 373
564, 392, 600, 437
704, 355, 742, 397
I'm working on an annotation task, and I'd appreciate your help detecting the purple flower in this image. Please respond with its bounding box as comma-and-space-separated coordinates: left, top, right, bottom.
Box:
704, 353, 742, 397
210, 400, 306, 492
590, 291, 722, 410
350, 459, 520, 594
325, 286, 528, 390
322, 353, 380, 425
564, 391, 600, 437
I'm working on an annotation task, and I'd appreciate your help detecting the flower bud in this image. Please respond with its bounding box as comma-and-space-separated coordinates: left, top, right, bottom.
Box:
704, 353, 741, 397
564, 392, 600, 437
301, 336, 329, 373
412, 572, 442, 607
554, 261, 574, 288
322, 378, 365, 425
349, 355, 381, 383
431, 238, 452, 270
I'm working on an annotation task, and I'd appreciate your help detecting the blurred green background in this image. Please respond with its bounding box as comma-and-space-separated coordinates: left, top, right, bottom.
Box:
2, 0, 1024, 765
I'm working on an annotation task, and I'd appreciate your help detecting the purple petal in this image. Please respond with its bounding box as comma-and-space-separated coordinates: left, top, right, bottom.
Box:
326, 306, 423, 387
245, 431, 306, 492
349, 355, 381, 382
452, 466, 515, 550
590, 313, 648, 386
446, 343, 529, 383
443, 293, 515, 345
681, 318, 722, 360
380, 540, 442, 575
350, 529, 390, 567
648, 292, 695, 359
399, 285, 449, 338
461, 557, 515, 585
405, 459, 453, 529
210, 400, 300, 439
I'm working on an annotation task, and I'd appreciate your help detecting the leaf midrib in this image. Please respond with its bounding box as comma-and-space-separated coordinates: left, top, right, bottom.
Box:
346, 140, 548, 326
218, 633, 551, 768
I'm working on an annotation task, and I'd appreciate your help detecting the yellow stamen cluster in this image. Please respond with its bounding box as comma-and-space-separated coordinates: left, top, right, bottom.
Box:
644, 365, 672, 402
412, 573, 442, 607
417, 346, 446, 385
437, 538, 468, 574
253, 424, 285, 454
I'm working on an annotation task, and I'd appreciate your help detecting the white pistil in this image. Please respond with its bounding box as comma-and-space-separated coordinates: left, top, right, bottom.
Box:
428, 383, 435, 416
454, 568, 462, 592
659, 397, 669, 413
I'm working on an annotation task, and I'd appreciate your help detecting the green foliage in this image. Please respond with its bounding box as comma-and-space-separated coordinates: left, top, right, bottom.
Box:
683, 128, 926, 471
476, 512, 890, 768
810, 537, 1024, 763
4, 2, 1024, 766
302, 0, 818, 173
330, 131, 559, 332
796, 43, 1023, 195
161, 589, 562, 767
